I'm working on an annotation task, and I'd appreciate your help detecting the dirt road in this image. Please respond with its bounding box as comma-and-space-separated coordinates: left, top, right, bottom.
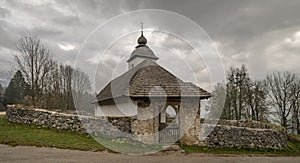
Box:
0, 145, 299, 163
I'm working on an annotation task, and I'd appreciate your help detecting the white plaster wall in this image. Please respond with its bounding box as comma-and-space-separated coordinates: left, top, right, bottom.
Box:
128, 57, 145, 69
95, 102, 137, 117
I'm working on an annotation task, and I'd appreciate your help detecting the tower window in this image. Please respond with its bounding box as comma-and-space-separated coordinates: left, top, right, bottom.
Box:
132, 64, 134, 67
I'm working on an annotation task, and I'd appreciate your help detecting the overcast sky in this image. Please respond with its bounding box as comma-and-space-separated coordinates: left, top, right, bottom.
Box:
0, 0, 300, 92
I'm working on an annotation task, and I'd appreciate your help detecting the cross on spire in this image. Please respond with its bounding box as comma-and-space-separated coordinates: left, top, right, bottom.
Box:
140, 22, 143, 35
137, 22, 147, 46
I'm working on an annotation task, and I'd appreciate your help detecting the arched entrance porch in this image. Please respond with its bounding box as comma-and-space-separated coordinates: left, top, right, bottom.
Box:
158, 104, 180, 144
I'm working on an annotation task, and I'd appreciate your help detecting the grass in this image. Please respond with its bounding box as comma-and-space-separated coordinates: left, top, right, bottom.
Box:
0, 115, 162, 154
0, 115, 105, 151
1, 114, 300, 155
95, 137, 162, 154
181, 136, 300, 156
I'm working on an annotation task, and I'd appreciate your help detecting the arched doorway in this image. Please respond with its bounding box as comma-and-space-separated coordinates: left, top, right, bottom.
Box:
158, 105, 180, 144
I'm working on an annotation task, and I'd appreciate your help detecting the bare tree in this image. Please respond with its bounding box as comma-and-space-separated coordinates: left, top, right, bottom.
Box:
221, 65, 269, 122
223, 65, 250, 120
291, 78, 300, 134
72, 69, 93, 114
244, 80, 269, 122
60, 64, 74, 110
41, 60, 59, 109
265, 72, 297, 129
13, 34, 93, 112
72, 69, 91, 95
14, 34, 51, 107
206, 82, 226, 119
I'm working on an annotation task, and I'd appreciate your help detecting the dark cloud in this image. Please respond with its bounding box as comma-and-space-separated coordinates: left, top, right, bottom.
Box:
0, 0, 299, 91
129, 0, 300, 68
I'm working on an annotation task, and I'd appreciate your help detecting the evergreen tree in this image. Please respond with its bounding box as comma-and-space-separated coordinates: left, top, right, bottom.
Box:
0, 83, 4, 110
4, 70, 28, 105
0, 83, 3, 93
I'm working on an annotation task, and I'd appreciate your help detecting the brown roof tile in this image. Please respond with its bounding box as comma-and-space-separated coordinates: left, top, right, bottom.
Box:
96, 59, 211, 102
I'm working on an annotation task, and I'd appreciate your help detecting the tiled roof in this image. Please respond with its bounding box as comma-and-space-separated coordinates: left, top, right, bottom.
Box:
96, 59, 211, 102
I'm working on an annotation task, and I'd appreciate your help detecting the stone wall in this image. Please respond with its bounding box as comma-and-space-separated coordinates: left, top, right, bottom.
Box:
107, 117, 133, 133
180, 119, 288, 149
6, 106, 132, 138
201, 124, 287, 149
6, 105, 288, 149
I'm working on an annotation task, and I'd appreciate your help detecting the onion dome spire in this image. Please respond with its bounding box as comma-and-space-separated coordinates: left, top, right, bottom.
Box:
127, 23, 159, 66
137, 22, 147, 45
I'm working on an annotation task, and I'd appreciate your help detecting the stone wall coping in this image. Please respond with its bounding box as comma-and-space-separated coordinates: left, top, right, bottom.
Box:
7, 105, 95, 119
202, 123, 284, 132
200, 118, 285, 131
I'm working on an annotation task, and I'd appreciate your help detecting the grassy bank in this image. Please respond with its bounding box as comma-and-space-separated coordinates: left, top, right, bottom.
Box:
0, 115, 161, 154
0, 114, 299, 155
0, 115, 104, 151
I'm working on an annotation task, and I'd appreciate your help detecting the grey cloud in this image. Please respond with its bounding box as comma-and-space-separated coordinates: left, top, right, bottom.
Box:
129, 0, 300, 64
0, 0, 300, 90
32, 27, 63, 37
0, 7, 10, 18
52, 15, 81, 27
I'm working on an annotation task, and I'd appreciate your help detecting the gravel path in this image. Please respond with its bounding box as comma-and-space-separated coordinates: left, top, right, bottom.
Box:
0, 145, 299, 163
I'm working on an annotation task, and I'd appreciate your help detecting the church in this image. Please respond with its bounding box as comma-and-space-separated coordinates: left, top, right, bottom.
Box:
95, 28, 211, 144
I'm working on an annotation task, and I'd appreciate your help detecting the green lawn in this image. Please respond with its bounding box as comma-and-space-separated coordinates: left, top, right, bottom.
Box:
1, 114, 299, 155
0, 115, 161, 154
0, 115, 105, 151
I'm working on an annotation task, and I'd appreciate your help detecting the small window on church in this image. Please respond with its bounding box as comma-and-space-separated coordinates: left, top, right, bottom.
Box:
132, 64, 134, 67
